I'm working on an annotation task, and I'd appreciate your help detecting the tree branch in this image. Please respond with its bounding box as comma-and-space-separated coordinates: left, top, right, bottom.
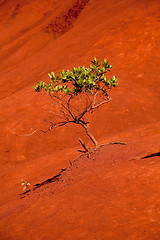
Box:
19, 120, 75, 137
91, 98, 111, 110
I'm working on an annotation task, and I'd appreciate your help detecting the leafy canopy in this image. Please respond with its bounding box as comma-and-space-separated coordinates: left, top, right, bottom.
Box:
34, 58, 118, 95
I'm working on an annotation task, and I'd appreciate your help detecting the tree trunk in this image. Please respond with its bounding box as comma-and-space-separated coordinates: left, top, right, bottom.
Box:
80, 123, 99, 148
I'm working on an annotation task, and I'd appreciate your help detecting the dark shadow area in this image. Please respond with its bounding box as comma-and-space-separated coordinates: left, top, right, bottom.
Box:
33, 168, 67, 190
19, 142, 127, 198
34, 173, 60, 189
142, 151, 160, 159
19, 189, 31, 198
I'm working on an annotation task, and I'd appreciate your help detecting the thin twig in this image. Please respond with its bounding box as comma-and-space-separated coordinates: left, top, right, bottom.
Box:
19, 120, 75, 137
19, 129, 39, 137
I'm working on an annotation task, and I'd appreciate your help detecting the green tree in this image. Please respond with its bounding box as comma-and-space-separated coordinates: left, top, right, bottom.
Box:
34, 58, 118, 150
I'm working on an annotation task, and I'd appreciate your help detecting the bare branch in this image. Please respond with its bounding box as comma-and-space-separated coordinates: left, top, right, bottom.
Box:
85, 92, 92, 108
91, 98, 111, 110
92, 90, 99, 107
19, 129, 39, 137
59, 109, 70, 121
49, 92, 68, 105
67, 96, 77, 121
32, 58, 118, 148
19, 120, 75, 137
40, 121, 71, 133
77, 97, 111, 122
79, 138, 89, 152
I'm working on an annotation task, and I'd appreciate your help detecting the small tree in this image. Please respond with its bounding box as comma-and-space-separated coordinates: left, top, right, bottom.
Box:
34, 58, 118, 150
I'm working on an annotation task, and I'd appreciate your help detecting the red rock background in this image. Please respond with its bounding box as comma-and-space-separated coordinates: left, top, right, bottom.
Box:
0, 0, 160, 239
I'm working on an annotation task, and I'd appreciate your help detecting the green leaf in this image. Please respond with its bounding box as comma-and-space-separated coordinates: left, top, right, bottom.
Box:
33, 59, 118, 113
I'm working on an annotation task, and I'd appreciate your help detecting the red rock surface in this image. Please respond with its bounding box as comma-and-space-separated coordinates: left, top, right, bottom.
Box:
0, 0, 160, 239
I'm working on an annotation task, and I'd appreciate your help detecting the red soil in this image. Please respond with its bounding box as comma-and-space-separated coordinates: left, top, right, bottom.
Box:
0, 0, 160, 239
